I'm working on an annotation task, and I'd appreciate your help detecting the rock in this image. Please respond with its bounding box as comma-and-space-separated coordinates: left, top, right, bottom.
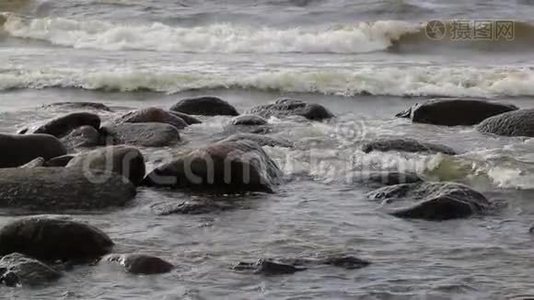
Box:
44, 155, 75, 167
33, 112, 101, 138
476, 109, 534, 137
220, 133, 293, 148
61, 125, 102, 149
67, 146, 146, 186
168, 111, 202, 125
170, 96, 239, 116
367, 182, 491, 220
233, 259, 305, 275
101, 123, 180, 147
151, 200, 234, 215
143, 140, 282, 193
116, 107, 188, 130
43, 102, 112, 112
0, 253, 61, 287
0, 134, 67, 168
105, 254, 174, 275
231, 114, 268, 126
351, 171, 423, 186
0, 167, 136, 210
19, 157, 45, 168
0, 216, 113, 261
247, 99, 334, 121
320, 255, 371, 270
362, 138, 456, 155
396, 99, 518, 126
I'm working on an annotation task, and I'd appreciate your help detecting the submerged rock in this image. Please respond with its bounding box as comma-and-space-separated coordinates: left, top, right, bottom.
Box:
143, 140, 282, 193
231, 114, 268, 126
101, 123, 180, 147
247, 99, 334, 121
220, 133, 293, 148
168, 111, 202, 125
396, 99, 517, 126
476, 109, 534, 137
362, 138, 456, 155
170, 96, 239, 116
233, 259, 306, 276
61, 125, 102, 149
0, 216, 113, 261
43, 102, 112, 112
367, 182, 491, 220
0, 134, 67, 168
151, 200, 234, 215
0, 167, 136, 210
116, 107, 188, 130
351, 171, 423, 186
67, 146, 146, 186
0, 253, 61, 287
32, 112, 101, 138
105, 254, 174, 275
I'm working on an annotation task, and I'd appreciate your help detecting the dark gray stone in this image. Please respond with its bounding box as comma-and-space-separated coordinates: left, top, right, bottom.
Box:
101, 123, 180, 147
151, 200, 234, 215
61, 125, 101, 149
116, 107, 188, 130
362, 138, 456, 155
476, 109, 534, 137
32, 112, 101, 138
231, 114, 268, 126
105, 254, 174, 275
247, 99, 334, 121
351, 171, 423, 186
0, 253, 61, 287
168, 111, 202, 125
0, 134, 67, 168
170, 96, 239, 116
233, 259, 305, 275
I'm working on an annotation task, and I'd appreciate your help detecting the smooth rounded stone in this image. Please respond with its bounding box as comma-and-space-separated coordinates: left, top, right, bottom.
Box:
67, 146, 146, 186
233, 259, 306, 276
220, 133, 293, 148
151, 200, 234, 215
366, 182, 491, 220
116, 107, 188, 130
476, 109, 534, 137
19, 157, 45, 168
361, 138, 457, 155
42, 102, 112, 112
143, 140, 283, 193
105, 254, 174, 275
33, 112, 101, 138
0, 216, 114, 261
170, 96, 239, 116
0, 167, 136, 210
0, 134, 67, 168
0, 253, 61, 287
351, 171, 423, 186
43, 155, 75, 167
231, 114, 268, 126
396, 98, 518, 126
247, 99, 334, 121
101, 123, 180, 147
168, 111, 202, 125
61, 125, 102, 149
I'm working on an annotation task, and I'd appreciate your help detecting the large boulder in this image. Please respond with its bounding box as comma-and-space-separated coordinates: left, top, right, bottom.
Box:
247, 99, 334, 121
0, 253, 61, 287
170, 96, 239, 116
362, 138, 456, 155
396, 99, 517, 126
67, 146, 146, 186
143, 140, 282, 193
0, 167, 136, 210
104, 254, 174, 275
101, 123, 180, 147
0, 134, 67, 168
0, 216, 113, 261
476, 109, 534, 137
367, 182, 491, 220
32, 112, 101, 138
116, 107, 188, 130
60, 125, 102, 149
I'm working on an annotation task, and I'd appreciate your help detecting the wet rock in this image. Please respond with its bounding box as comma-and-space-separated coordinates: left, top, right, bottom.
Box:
101, 123, 180, 147
168, 111, 202, 125
247, 99, 334, 121
0, 134, 67, 168
231, 114, 268, 126
320, 255, 371, 270
151, 200, 234, 215
32, 112, 101, 138
143, 140, 282, 193
351, 171, 423, 186
43, 155, 75, 167
67, 146, 146, 186
362, 138, 456, 155
43, 102, 112, 112
367, 182, 491, 220
105, 254, 174, 275
116, 107, 188, 130
396, 99, 517, 126
170, 96, 239, 116
233, 259, 305, 275
19, 157, 45, 168
476, 109, 534, 137
61, 125, 102, 149
0, 253, 61, 287
0, 167, 136, 210
0, 216, 114, 261
220, 133, 293, 148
